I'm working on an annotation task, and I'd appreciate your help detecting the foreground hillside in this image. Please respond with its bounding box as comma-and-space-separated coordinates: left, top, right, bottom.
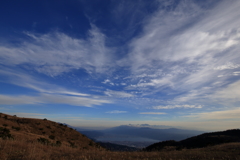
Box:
144, 129, 240, 151
1, 113, 240, 160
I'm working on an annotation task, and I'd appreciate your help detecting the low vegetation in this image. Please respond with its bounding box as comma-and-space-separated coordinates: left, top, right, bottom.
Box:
0, 113, 240, 160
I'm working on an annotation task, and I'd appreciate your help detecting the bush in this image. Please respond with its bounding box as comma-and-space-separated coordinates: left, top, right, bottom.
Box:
3, 124, 8, 127
43, 118, 47, 121
0, 127, 14, 140
68, 141, 76, 148
56, 141, 62, 146
12, 126, 21, 131
89, 141, 94, 146
49, 135, 55, 140
37, 138, 50, 145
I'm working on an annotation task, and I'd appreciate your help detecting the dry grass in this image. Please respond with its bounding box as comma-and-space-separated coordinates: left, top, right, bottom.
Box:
1, 139, 240, 160
1, 113, 240, 160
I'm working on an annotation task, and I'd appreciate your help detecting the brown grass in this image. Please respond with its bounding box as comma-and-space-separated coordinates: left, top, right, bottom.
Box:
1, 113, 240, 160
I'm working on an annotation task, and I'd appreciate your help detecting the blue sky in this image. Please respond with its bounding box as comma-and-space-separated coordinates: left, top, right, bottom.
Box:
0, 0, 240, 131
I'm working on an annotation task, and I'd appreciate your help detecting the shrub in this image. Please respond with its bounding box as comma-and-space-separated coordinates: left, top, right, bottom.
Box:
0, 127, 14, 140
43, 118, 47, 121
68, 141, 76, 148
12, 126, 21, 131
39, 128, 43, 131
37, 138, 50, 145
49, 135, 55, 140
89, 141, 94, 146
46, 125, 51, 129
3, 124, 8, 127
56, 141, 62, 146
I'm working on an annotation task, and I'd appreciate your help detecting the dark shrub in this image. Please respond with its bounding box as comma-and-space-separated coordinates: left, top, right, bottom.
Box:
0, 127, 14, 140
56, 141, 62, 146
12, 126, 21, 131
49, 135, 55, 140
68, 141, 76, 148
37, 138, 50, 145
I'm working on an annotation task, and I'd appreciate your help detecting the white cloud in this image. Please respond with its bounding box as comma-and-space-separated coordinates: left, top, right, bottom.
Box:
233, 71, 240, 76
152, 105, 202, 109
139, 112, 166, 115
0, 95, 39, 105
104, 89, 134, 98
106, 110, 127, 114
214, 62, 240, 70
184, 108, 240, 120
102, 79, 111, 84
0, 25, 114, 76
0, 68, 89, 97
120, 0, 240, 109
212, 80, 240, 103
0, 94, 112, 107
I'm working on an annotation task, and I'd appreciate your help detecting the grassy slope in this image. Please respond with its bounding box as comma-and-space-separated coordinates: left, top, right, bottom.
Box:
1, 113, 240, 160
144, 129, 240, 151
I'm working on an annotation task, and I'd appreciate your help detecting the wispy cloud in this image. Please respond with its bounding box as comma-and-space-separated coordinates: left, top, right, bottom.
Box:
184, 108, 240, 120
106, 110, 127, 114
0, 25, 114, 77
151, 105, 202, 109
0, 69, 112, 107
139, 112, 166, 115
214, 62, 240, 70
104, 89, 134, 98
0, 94, 111, 107
212, 80, 240, 104
120, 0, 240, 108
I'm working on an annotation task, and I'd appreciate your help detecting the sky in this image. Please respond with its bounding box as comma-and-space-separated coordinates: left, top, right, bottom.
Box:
0, 0, 240, 131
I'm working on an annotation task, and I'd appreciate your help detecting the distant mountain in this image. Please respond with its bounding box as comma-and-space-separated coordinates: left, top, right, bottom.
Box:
144, 129, 240, 151
77, 125, 204, 148
101, 125, 203, 141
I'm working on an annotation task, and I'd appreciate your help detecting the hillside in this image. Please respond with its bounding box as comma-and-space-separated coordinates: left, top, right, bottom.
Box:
144, 129, 240, 151
0, 113, 104, 159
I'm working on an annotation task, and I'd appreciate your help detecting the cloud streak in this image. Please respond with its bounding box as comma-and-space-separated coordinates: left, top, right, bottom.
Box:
139, 112, 166, 115
184, 108, 240, 120
0, 94, 111, 107
106, 110, 127, 114
0, 25, 114, 77
151, 105, 202, 109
